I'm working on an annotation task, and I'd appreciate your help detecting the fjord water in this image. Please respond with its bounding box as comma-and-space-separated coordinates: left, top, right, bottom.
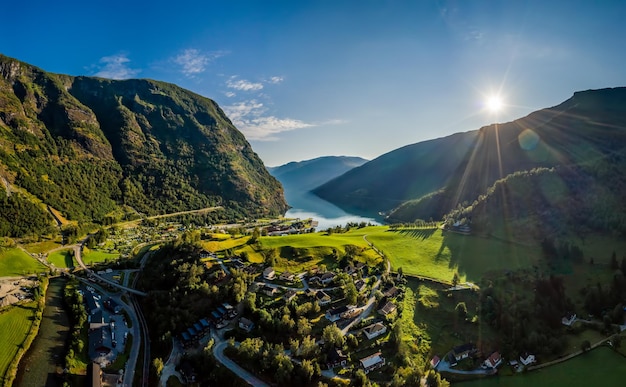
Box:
284, 190, 380, 230
15, 277, 69, 387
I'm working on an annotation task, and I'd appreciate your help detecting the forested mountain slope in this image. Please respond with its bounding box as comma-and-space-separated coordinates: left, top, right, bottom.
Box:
316, 87, 626, 222
0, 54, 287, 236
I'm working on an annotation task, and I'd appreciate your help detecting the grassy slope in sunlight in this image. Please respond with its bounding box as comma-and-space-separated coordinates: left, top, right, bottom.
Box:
0, 248, 45, 277
366, 228, 540, 281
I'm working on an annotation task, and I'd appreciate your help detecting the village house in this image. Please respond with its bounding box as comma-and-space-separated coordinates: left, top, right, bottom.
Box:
316, 290, 332, 306
261, 285, 278, 297
320, 272, 336, 285
263, 267, 276, 280
355, 279, 367, 293
519, 353, 536, 366
378, 301, 397, 316
279, 271, 296, 282
561, 313, 577, 326
359, 352, 386, 374
283, 290, 297, 302
239, 317, 255, 333
452, 343, 477, 362
325, 305, 355, 322
326, 347, 348, 369
430, 355, 441, 369
483, 351, 502, 369
383, 286, 399, 298
362, 322, 387, 340
199, 249, 216, 259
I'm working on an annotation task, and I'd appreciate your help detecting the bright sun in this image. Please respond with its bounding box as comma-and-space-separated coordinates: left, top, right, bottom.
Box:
486, 95, 503, 112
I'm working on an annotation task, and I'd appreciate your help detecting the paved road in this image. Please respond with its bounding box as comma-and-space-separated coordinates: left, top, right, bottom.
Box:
212, 334, 270, 387
73, 240, 147, 296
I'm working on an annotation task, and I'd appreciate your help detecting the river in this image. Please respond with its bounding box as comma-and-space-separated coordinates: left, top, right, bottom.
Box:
15, 277, 69, 387
284, 190, 381, 230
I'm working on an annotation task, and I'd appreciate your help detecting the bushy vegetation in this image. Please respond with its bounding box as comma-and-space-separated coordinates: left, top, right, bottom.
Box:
63, 279, 88, 373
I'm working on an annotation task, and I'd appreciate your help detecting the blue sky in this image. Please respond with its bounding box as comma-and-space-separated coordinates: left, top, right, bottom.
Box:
2, 1, 625, 166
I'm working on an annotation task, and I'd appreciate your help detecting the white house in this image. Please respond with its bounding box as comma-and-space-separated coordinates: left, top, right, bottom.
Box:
359, 352, 385, 374
362, 322, 387, 340
561, 313, 577, 326
519, 353, 536, 366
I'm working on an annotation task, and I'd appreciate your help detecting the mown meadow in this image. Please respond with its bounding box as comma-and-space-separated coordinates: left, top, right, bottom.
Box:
0, 302, 38, 384
0, 248, 46, 277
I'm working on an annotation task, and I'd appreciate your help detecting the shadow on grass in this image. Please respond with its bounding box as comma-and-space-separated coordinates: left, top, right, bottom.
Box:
390, 228, 437, 240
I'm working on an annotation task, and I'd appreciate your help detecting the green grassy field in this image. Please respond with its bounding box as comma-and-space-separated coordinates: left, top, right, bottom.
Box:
459, 346, 626, 386
366, 228, 541, 282
406, 278, 498, 359
0, 303, 37, 383
0, 248, 46, 277
23, 239, 63, 255
81, 248, 120, 265
47, 249, 75, 268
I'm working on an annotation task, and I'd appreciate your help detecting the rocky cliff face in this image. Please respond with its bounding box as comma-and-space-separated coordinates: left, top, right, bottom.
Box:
0, 54, 287, 234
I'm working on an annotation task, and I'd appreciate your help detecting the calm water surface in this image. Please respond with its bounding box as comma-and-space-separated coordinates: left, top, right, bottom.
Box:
284, 190, 381, 230
15, 277, 69, 387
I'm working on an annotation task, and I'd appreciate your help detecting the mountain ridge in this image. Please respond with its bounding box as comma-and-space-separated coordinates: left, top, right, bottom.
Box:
314, 87, 626, 224
0, 54, 288, 236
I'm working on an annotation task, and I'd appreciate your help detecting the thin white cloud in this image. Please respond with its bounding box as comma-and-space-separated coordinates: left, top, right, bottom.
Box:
174, 48, 224, 77
224, 100, 313, 140
224, 91, 236, 98
227, 77, 264, 91
94, 54, 141, 80
268, 76, 284, 84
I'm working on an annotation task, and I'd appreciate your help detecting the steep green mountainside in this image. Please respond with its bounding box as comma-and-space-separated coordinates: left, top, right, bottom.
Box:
268, 155, 368, 193
316, 87, 626, 222
313, 131, 478, 216
446, 151, 626, 240
0, 54, 287, 236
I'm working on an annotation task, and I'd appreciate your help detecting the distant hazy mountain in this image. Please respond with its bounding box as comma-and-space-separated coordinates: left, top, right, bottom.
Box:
0, 54, 287, 236
269, 156, 368, 193
314, 87, 626, 228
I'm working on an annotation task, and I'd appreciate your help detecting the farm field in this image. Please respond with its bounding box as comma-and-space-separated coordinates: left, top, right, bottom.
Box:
0, 302, 37, 383
81, 248, 120, 265
366, 228, 541, 282
0, 248, 46, 277
47, 249, 75, 268
459, 346, 626, 386
22, 239, 63, 255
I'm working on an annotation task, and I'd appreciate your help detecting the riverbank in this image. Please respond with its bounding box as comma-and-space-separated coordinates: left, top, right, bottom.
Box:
1, 276, 48, 387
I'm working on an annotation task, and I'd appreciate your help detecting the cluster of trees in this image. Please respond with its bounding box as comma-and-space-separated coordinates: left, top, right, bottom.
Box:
479, 273, 571, 357
324, 221, 374, 234
63, 279, 88, 369
582, 251, 626, 326
0, 190, 54, 237
231, 337, 321, 385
